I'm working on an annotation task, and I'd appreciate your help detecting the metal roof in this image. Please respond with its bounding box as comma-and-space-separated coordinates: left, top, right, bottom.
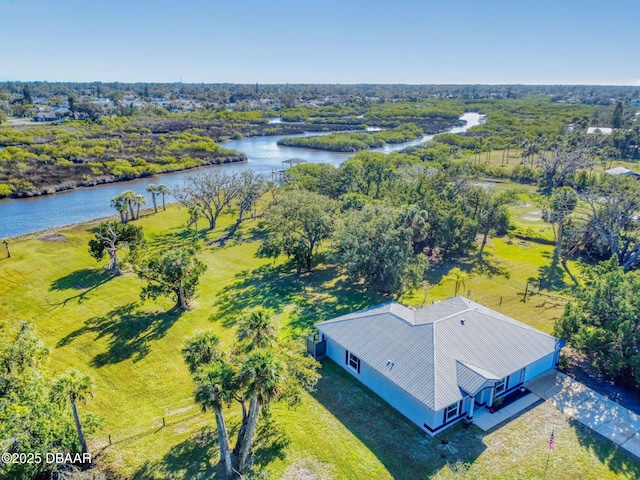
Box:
316, 297, 561, 411
605, 166, 640, 176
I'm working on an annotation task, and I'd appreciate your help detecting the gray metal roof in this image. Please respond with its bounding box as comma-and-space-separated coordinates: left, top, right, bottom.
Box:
605, 166, 640, 176
456, 360, 501, 396
316, 297, 561, 411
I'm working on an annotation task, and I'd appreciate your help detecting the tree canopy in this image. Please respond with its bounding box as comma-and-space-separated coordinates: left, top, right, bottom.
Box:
258, 189, 336, 274
0, 324, 99, 479
555, 258, 640, 388
136, 246, 207, 310
333, 204, 428, 294
88, 221, 144, 275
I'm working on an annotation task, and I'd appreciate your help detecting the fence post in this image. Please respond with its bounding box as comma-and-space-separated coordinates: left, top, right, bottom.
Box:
499, 296, 503, 306
163, 417, 166, 427
539, 278, 542, 291
109, 434, 112, 445
524, 283, 529, 302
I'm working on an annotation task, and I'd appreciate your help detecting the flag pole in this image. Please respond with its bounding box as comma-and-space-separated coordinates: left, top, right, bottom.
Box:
543, 448, 551, 479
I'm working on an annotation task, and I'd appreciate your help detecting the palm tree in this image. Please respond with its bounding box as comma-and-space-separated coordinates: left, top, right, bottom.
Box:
120, 190, 137, 221
237, 351, 283, 474
146, 184, 159, 213
232, 306, 277, 457
183, 332, 235, 478
51, 369, 93, 454
133, 194, 147, 220
110, 194, 129, 223
157, 184, 171, 211
194, 363, 235, 479
444, 267, 468, 297
182, 331, 222, 373
237, 307, 277, 352
187, 205, 202, 238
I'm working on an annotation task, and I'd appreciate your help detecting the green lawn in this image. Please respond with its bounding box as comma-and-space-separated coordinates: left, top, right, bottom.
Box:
466, 148, 640, 176
1, 204, 638, 479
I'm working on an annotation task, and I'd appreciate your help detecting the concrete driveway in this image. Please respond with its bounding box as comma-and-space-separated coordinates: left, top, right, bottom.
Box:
526, 370, 640, 459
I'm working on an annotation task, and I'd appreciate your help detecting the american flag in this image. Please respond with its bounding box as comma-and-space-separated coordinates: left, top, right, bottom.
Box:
549, 429, 555, 451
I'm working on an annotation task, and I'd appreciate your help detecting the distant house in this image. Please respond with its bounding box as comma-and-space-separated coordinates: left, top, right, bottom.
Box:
33, 112, 59, 122
604, 166, 640, 178
310, 297, 564, 435
586, 127, 613, 135
72, 112, 91, 121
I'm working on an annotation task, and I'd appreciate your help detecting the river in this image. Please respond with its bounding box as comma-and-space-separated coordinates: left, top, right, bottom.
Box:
0, 113, 481, 238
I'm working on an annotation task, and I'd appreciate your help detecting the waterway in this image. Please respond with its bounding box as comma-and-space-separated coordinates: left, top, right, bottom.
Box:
0, 113, 481, 238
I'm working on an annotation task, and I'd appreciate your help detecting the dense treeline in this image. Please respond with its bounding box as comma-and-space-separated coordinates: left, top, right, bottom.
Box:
2, 82, 639, 108
555, 258, 640, 388
0, 324, 101, 479
271, 150, 516, 293
2, 94, 638, 199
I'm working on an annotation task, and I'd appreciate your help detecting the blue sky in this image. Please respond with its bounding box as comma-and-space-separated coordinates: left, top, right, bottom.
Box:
0, 0, 638, 85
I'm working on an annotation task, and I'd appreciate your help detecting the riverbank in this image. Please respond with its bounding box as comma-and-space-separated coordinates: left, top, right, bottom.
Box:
0, 114, 461, 199
0, 113, 481, 238
7, 154, 248, 199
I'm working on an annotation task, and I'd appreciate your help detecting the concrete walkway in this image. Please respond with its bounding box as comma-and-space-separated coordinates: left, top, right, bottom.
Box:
526, 370, 640, 459
474, 392, 541, 431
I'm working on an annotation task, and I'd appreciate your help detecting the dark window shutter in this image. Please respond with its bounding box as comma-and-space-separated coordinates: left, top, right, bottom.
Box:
345, 350, 349, 365
357, 359, 360, 373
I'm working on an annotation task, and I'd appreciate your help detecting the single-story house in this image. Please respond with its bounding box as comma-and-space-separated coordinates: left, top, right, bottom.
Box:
33, 112, 59, 122
586, 127, 613, 135
605, 166, 640, 178
310, 297, 564, 436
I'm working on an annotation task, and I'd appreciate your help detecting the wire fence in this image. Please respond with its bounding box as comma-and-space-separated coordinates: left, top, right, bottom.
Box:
460, 278, 572, 313
92, 404, 208, 451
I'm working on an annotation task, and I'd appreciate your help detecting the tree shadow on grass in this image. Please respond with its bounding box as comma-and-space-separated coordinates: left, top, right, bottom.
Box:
132, 427, 222, 480
471, 251, 510, 279
251, 415, 291, 470
536, 252, 572, 293
56, 303, 181, 367
146, 227, 195, 253
312, 361, 486, 480
569, 417, 640, 478
49, 268, 113, 305
422, 252, 510, 292
214, 261, 381, 336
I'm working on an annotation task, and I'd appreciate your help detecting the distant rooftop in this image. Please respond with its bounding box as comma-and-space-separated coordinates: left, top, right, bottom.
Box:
605, 166, 640, 177
587, 127, 613, 135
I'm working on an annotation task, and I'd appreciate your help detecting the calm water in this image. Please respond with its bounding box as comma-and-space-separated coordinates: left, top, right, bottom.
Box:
0, 113, 480, 238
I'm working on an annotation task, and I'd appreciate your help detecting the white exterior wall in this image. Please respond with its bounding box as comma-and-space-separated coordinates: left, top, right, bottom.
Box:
325, 338, 439, 433
523, 352, 556, 382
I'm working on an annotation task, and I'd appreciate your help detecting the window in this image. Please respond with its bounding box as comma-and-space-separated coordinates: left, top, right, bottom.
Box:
444, 402, 460, 422
495, 378, 506, 396
346, 351, 360, 373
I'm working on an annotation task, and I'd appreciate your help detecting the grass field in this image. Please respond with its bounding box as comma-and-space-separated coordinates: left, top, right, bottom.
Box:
467, 147, 640, 172
1, 203, 639, 479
